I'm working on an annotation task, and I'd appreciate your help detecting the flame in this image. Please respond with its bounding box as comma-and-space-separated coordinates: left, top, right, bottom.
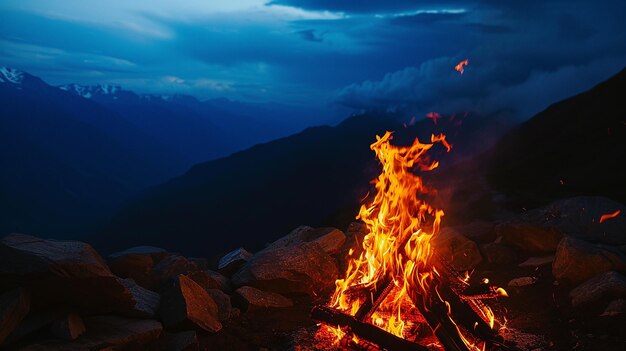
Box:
327, 130, 506, 349
455, 59, 469, 74
330, 131, 449, 338
599, 210, 621, 223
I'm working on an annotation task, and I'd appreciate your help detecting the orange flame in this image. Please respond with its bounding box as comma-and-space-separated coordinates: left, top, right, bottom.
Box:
455, 59, 469, 74
599, 210, 621, 223
330, 131, 449, 337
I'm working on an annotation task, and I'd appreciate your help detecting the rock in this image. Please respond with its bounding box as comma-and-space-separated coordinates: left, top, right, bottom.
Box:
187, 270, 231, 293
518, 256, 555, 267
553, 237, 626, 284
188, 258, 210, 271
312, 230, 346, 255
508, 277, 538, 287
217, 248, 253, 277
19, 316, 163, 350
0, 234, 159, 317
453, 221, 497, 244
119, 278, 161, 318
205, 289, 232, 323
233, 286, 293, 312
152, 255, 201, 287
525, 196, 626, 245
346, 222, 368, 236
600, 299, 626, 317
480, 243, 519, 265
49, 312, 85, 341
570, 271, 626, 308
109, 253, 154, 289
0, 288, 30, 346
158, 275, 222, 333
231, 241, 338, 295
496, 222, 563, 255
432, 228, 482, 271
80, 315, 162, 348
0, 233, 112, 278
109, 246, 169, 261
267, 227, 346, 254
162, 330, 199, 351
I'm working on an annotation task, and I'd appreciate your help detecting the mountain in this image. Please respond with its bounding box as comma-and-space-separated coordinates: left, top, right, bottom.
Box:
98, 109, 511, 256
0, 67, 186, 236
59, 84, 344, 164
484, 66, 626, 208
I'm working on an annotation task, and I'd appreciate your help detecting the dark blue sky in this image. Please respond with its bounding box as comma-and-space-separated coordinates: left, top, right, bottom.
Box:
1, 0, 625, 119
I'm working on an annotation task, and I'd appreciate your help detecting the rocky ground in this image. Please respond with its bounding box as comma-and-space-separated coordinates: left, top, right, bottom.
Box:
1, 196, 625, 351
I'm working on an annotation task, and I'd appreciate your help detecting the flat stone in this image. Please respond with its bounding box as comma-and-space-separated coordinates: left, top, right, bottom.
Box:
553, 237, 626, 284
231, 241, 338, 295
266, 226, 346, 254
570, 271, 626, 308
234, 286, 293, 312
496, 222, 563, 255
158, 275, 222, 333
0, 288, 30, 346
518, 255, 555, 267
49, 312, 85, 341
217, 248, 253, 277
433, 228, 482, 271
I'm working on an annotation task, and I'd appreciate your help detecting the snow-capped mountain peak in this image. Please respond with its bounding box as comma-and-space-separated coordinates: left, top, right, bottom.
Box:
59, 83, 123, 99
0, 66, 25, 84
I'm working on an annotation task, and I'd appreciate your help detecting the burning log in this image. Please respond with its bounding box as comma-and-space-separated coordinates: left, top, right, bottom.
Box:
311, 305, 430, 351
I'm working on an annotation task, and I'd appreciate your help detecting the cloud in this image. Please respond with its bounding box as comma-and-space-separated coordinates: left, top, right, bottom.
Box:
267, 0, 475, 14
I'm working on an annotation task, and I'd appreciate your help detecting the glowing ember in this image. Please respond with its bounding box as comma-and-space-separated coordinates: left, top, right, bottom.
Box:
599, 210, 621, 223
455, 59, 469, 74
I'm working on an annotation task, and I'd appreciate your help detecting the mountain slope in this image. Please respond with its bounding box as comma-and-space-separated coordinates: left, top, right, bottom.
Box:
485, 66, 626, 207
99, 109, 510, 256
0, 68, 186, 236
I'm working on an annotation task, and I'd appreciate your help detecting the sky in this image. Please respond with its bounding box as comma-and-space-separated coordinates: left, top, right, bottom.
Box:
1, 0, 625, 119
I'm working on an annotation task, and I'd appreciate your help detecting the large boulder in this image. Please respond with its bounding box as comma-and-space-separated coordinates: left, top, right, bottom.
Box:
158, 275, 222, 333
496, 222, 563, 255
233, 286, 293, 312
570, 271, 626, 308
432, 228, 482, 271
524, 196, 626, 245
0, 234, 159, 317
553, 237, 626, 284
0, 288, 30, 346
231, 241, 338, 295
266, 226, 347, 255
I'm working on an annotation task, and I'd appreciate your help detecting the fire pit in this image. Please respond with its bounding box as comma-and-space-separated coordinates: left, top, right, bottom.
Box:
312, 131, 512, 351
